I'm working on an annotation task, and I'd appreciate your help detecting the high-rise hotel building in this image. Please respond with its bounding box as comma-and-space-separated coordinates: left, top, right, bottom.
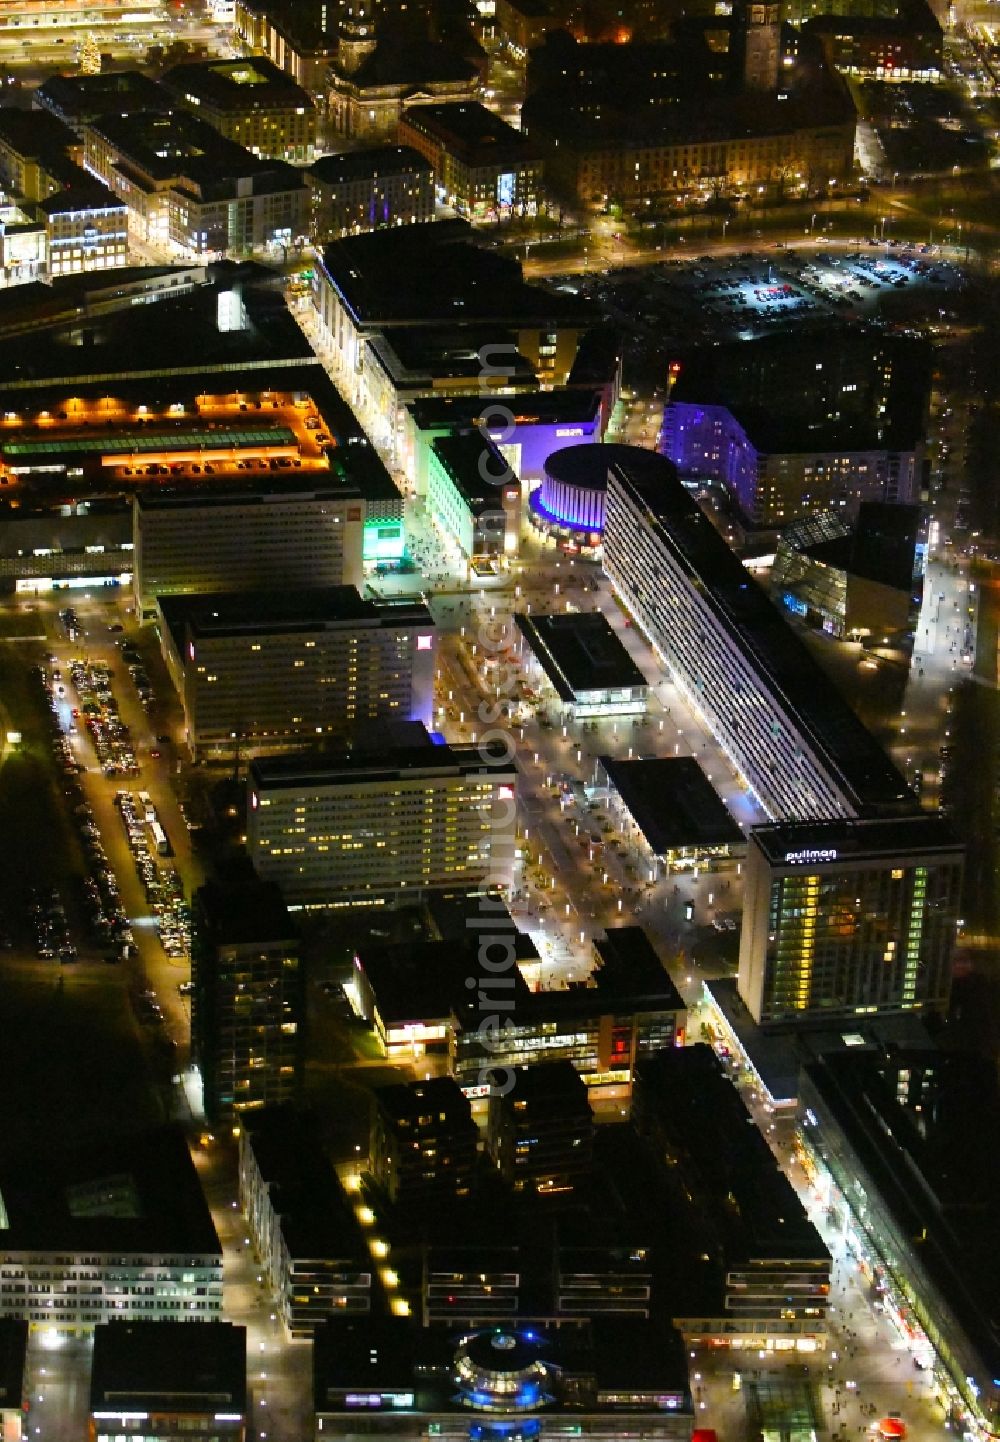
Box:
601, 447, 963, 1024
602, 449, 911, 824
739, 817, 963, 1024
157, 587, 435, 759
247, 723, 517, 905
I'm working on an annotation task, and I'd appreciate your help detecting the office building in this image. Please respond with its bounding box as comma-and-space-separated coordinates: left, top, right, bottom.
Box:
799, 1048, 1000, 1440
522, 30, 855, 206
308, 146, 435, 240
133, 485, 365, 612
192, 876, 303, 1125
601, 447, 913, 821
399, 102, 542, 218
402, 389, 606, 496
89, 1322, 247, 1442
311, 221, 594, 441
313, 1315, 694, 1442
769, 503, 923, 642
634, 1046, 831, 1349
370, 1078, 479, 1206
0, 1321, 27, 1442
239, 1107, 373, 1338
662, 330, 929, 530
427, 431, 521, 565
351, 919, 686, 1098
157, 587, 435, 759
247, 723, 518, 905
488, 1061, 594, 1194
234, 0, 340, 92
160, 57, 317, 163
738, 816, 963, 1024
83, 111, 308, 254
0, 1127, 222, 1338
513, 612, 648, 719
595, 756, 744, 876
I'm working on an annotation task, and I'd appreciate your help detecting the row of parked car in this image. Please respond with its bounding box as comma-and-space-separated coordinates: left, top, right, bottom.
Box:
68, 657, 138, 777
114, 791, 190, 959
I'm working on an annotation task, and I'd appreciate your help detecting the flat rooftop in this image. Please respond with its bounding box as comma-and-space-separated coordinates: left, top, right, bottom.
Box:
408, 388, 603, 432
36, 69, 169, 122
608, 451, 913, 816
195, 877, 296, 947
87, 111, 303, 191
599, 755, 744, 854
309, 145, 431, 185
431, 431, 514, 510
0, 1126, 220, 1256
515, 612, 647, 702
592, 926, 685, 1011
357, 934, 537, 1026
242, 1106, 370, 1262
249, 728, 516, 792
320, 220, 591, 329
375, 1077, 475, 1130
162, 56, 313, 111
636, 1046, 830, 1266
158, 586, 432, 647
749, 813, 963, 867
90, 1322, 246, 1417
401, 101, 533, 160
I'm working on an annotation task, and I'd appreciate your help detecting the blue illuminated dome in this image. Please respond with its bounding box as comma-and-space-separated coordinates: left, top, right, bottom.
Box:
454, 1329, 556, 1415
530, 444, 663, 543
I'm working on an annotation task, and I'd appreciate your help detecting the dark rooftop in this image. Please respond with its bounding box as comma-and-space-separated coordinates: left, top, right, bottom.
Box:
90, 1322, 247, 1417
591, 927, 685, 1012
249, 727, 516, 792
35, 69, 169, 124
309, 145, 431, 186
346, 37, 479, 89
0, 107, 77, 162
608, 451, 913, 816
195, 876, 296, 948
0, 1320, 27, 1413
85, 112, 306, 197
320, 221, 591, 329
161, 56, 314, 112
356, 934, 537, 1027
407, 388, 603, 432
431, 430, 514, 509
375, 1077, 475, 1130
157, 586, 432, 646
749, 813, 963, 866
599, 755, 744, 854
514, 611, 646, 703
0, 1126, 221, 1256
401, 102, 534, 162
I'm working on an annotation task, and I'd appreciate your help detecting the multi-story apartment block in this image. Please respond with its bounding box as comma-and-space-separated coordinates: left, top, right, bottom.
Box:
192, 877, 303, 1125
35, 70, 169, 136
487, 1061, 595, 1194
399, 102, 543, 218
738, 816, 963, 1023
370, 1078, 479, 1207
161, 57, 318, 164
601, 448, 913, 822
133, 486, 365, 612
0, 1128, 222, 1339
238, 1107, 372, 1338
233, 0, 339, 93
427, 431, 522, 564
83, 111, 308, 254
247, 723, 518, 905
308, 146, 435, 240
157, 587, 435, 759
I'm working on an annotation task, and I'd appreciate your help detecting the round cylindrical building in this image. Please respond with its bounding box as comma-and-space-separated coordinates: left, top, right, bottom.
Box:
529, 444, 658, 548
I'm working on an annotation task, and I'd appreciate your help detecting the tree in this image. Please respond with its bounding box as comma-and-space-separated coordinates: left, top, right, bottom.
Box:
79, 32, 102, 74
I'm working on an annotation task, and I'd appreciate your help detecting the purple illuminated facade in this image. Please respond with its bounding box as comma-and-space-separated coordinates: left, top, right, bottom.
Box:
529, 443, 614, 539
661, 402, 758, 515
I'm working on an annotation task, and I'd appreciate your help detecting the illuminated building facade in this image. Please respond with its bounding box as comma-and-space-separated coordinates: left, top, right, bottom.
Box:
513, 612, 648, 719
239, 1107, 373, 1338
804, 0, 943, 81
799, 1050, 1000, 1442
192, 877, 303, 1125
312, 1316, 694, 1442
528, 442, 617, 547
738, 817, 963, 1024
89, 1322, 247, 1442
398, 103, 542, 218
601, 449, 913, 822
133, 487, 365, 612
595, 756, 744, 875
160, 57, 318, 164
0, 1128, 222, 1338
426, 431, 521, 564
247, 726, 518, 905
157, 587, 435, 759
308, 147, 435, 240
